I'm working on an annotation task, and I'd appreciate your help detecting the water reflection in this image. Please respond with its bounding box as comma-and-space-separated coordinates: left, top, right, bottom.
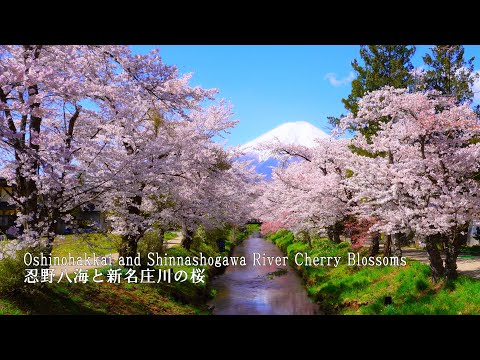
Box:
211, 237, 321, 315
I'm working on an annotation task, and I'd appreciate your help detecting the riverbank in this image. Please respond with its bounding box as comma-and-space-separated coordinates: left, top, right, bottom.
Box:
0, 242, 220, 314
0, 226, 256, 315
265, 230, 480, 314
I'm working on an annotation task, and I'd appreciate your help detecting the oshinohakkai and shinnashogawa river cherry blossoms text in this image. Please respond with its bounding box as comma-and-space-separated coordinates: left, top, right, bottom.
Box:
23, 252, 407, 268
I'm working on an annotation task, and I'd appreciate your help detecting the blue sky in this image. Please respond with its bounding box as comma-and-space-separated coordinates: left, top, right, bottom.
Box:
131, 45, 480, 146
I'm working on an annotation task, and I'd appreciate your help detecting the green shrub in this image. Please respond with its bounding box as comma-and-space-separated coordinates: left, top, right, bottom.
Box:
0, 246, 44, 295
228, 224, 260, 244
192, 227, 205, 250
205, 227, 229, 244
99, 265, 129, 278
194, 226, 229, 252
269, 229, 291, 243
165, 246, 192, 258
460, 245, 480, 255
246, 224, 260, 234
137, 230, 164, 265
234, 227, 248, 243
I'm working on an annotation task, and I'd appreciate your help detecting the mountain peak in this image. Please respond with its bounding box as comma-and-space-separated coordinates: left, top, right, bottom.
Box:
237, 121, 330, 179
241, 121, 330, 155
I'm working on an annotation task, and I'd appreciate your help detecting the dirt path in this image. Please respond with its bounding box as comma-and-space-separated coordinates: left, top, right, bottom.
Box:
163, 231, 182, 249
403, 247, 480, 279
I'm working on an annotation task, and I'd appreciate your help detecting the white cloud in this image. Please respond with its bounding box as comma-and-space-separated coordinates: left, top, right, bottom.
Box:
324, 71, 355, 87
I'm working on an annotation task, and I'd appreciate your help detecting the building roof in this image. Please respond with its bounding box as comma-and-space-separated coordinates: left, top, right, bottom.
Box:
0, 201, 16, 210
0, 178, 16, 188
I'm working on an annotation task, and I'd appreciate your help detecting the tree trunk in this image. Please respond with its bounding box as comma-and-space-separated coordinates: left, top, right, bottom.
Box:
333, 227, 341, 244
157, 228, 165, 248
118, 192, 143, 264
327, 225, 341, 243
119, 234, 139, 260
1, 50, 42, 242
399, 231, 411, 246
384, 234, 392, 257
37, 207, 60, 273
327, 226, 334, 242
305, 231, 312, 248
15, 152, 40, 239
44, 216, 57, 257
24, 79, 42, 237
425, 235, 445, 282
181, 223, 194, 250
392, 233, 402, 257
444, 232, 461, 281
444, 246, 458, 281
368, 232, 380, 257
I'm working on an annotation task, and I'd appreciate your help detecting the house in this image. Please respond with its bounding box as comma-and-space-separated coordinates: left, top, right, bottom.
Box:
75, 202, 108, 232
0, 177, 108, 237
56, 202, 109, 234
0, 178, 17, 236
467, 220, 480, 246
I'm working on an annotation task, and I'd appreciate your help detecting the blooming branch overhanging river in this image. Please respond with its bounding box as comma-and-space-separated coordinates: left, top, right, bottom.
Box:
211, 235, 321, 315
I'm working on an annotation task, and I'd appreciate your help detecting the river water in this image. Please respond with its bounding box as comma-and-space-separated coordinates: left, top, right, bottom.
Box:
211, 236, 320, 315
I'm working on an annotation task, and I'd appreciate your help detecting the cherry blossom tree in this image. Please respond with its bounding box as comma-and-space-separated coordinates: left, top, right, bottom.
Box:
254, 138, 352, 245
340, 87, 480, 280
0, 45, 258, 260
96, 98, 240, 256
0, 45, 144, 256
157, 142, 261, 251
260, 221, 287, 235
71, 51, 258, 257
343, 216, 380, 253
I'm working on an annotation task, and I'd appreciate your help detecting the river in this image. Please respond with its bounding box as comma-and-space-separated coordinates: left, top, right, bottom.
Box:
211, 236, 320, 315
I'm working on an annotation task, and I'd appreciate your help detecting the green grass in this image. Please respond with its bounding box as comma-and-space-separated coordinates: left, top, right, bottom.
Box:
53, 231, 181, 259
0, 232, 121, 258
266, 230, 480, 315
52, 233, 121, 258
0, 280, 204, 315
0, 229, 232, 315
0, 298, 23, 315
152, 238, 233, 305
164, 231, 178, 241
460, 245, 480, 256
458, 255, 477, 259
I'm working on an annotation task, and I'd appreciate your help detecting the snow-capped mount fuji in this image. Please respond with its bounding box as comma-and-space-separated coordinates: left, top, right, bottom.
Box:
240, 121, 330, 178
241, 121, 330, 160
242, 121, 330, 152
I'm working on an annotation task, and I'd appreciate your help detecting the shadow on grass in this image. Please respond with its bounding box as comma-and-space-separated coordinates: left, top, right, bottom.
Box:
366, 272, 480, 315
315, 278, 370, 313
5, 285, 105, 315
